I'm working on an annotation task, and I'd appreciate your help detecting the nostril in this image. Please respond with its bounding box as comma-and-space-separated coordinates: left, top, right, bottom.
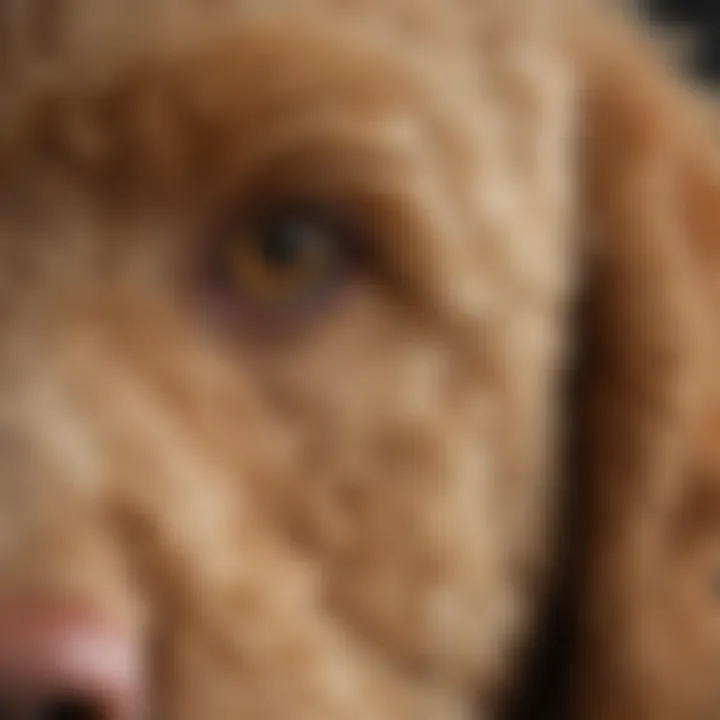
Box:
0, 603, 143, 720
0, 694, 106, 720
43, 695, 106, 720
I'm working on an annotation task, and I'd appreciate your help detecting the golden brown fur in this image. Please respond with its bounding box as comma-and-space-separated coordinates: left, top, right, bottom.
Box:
567, 8, 720, 719
0, 1, 718, 718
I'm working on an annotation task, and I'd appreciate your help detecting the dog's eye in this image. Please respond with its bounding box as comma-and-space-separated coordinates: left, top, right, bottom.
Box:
230, 212, 339, 300
206, 205, 356, 329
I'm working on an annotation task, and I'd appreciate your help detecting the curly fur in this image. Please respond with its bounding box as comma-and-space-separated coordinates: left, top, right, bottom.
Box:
0, 1, 717, 719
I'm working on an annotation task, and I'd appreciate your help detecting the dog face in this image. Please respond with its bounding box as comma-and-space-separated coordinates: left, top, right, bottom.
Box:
0, 1, 574, 717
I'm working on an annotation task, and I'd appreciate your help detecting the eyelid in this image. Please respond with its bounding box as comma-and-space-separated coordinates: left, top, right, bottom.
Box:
206, 109, 424, 223
197, 121, 469, 322
216, 175, 455, 319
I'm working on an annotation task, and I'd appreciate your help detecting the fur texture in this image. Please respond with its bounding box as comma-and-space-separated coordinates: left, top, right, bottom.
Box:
567, 8, 720, 719
0, 1, 717, 718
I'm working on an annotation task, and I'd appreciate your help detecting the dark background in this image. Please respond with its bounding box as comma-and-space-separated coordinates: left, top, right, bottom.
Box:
649, 0, 720, 78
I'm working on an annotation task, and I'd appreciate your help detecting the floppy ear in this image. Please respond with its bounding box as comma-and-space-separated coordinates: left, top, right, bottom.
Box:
564, 7, 720, 720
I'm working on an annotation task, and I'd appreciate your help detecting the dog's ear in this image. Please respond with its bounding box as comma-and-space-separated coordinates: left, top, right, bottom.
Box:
565, 8, 720, 719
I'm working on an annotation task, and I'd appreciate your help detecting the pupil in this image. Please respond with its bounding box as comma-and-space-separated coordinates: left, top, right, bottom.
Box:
261, 217, 313, 269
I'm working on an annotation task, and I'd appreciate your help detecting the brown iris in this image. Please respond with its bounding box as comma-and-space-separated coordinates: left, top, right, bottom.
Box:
208, 204, 355, 328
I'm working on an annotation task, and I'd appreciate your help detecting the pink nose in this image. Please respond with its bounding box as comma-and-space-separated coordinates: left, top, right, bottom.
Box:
0, 603, 142, 719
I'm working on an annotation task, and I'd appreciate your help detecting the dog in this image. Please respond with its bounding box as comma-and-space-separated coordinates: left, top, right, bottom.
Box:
0, 1, 717, 718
